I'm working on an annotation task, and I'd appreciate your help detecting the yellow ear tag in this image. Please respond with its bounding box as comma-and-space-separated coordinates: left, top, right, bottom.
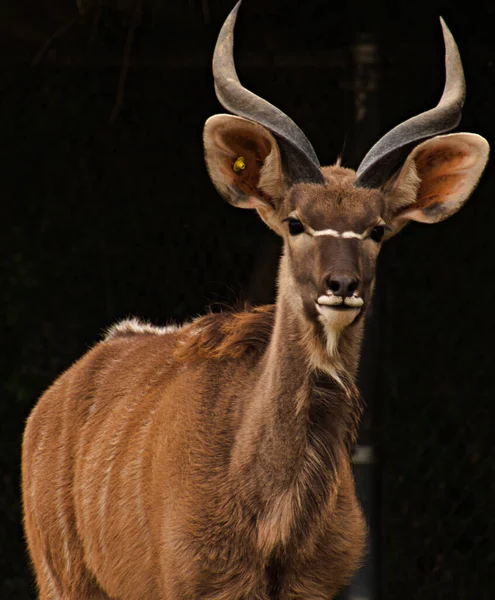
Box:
233, 156, 246, 173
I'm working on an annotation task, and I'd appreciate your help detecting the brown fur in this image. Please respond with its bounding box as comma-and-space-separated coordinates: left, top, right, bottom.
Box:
23, 301, 366, 600
174, 305, 275, 362
22, 92, 487, 600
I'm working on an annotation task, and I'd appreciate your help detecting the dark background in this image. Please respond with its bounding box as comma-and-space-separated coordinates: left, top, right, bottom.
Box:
2, 0, 494, 598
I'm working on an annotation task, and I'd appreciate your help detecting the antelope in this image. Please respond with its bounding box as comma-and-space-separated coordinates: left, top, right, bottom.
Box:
22, 2, 489, 599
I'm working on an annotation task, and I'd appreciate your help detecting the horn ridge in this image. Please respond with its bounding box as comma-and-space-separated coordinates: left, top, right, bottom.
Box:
212, 1, 325, 185
355, 18, 466, 189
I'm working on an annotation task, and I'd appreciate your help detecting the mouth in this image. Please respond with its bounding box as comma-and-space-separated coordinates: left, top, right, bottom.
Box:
314, 293, 364, 333
315, 294, 364, 312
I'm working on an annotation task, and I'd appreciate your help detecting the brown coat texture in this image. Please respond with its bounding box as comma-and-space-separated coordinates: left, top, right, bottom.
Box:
22, 3, 489, 598
22, 299, 366, 599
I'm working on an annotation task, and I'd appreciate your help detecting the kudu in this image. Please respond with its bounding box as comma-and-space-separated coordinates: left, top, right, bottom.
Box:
22, 2, 489, 599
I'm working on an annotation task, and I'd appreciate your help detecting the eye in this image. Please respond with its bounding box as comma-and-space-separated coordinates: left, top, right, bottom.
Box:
370, 225, 385, 243
286, 218, 305, 236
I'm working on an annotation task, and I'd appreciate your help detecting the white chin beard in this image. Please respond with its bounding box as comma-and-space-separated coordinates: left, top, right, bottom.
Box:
315, 304, 361, 356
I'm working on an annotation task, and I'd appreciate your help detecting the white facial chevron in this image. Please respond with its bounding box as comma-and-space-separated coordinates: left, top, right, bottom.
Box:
306, 226, 365, 240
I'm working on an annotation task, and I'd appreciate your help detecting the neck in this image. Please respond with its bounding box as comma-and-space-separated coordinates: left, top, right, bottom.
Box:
230, 257, 365, 556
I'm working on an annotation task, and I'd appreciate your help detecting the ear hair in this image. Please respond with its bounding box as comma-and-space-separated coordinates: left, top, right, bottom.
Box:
203, 114, 288, 233
384, 132, 489, 232
385, 159, 421, 214
258, 149, 285, 200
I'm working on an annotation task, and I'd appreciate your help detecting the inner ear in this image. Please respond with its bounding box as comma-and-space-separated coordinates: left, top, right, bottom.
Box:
386, 133, 489, 229
203, 115, 286, 214
219, 127, 272, 199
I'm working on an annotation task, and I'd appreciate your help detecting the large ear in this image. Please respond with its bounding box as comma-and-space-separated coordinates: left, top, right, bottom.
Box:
203, 114, 287, 232
384, 133, 489, 236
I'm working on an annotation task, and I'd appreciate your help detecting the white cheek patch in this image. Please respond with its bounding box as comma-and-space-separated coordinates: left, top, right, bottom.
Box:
306, 225, 365, 240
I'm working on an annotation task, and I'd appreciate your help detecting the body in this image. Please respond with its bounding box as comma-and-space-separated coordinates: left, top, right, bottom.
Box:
22, 3, 488, 599
23, 300, 365, 599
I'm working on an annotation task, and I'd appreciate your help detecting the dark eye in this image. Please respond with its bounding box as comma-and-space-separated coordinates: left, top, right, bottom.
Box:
370, 225, 385, 243
286, 218, 305, 236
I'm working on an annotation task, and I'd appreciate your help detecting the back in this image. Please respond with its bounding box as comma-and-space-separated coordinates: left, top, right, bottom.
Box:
22, 308, 275, 599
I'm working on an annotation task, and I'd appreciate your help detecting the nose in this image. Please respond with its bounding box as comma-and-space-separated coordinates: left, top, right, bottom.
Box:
326, 274, 360, 298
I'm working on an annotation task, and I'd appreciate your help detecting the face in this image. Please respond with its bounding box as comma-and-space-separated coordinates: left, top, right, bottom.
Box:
206, 3, 489, 361
280, 167, 385, 336
204, 115, 489, 351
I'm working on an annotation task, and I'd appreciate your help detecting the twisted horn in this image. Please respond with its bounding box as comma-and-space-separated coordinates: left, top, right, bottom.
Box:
213, 1, 325, 185
355, 18, 466, 189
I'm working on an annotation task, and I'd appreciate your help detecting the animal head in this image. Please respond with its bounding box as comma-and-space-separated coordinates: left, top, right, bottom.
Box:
203, 2, 489, 341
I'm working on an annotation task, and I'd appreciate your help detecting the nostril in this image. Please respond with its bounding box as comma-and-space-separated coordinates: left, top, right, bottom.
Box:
348, 279, 359, 295
328, 278, 341, 294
